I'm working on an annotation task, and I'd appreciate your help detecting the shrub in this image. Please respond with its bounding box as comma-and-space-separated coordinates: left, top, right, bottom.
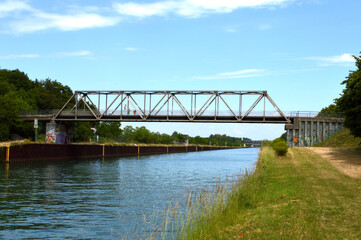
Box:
270, 138, 288, 156
271, 137, 284, 147
273, 141, 288, 156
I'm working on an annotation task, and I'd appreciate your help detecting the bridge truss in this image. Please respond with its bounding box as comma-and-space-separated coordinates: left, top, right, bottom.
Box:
50, 90, 290, 123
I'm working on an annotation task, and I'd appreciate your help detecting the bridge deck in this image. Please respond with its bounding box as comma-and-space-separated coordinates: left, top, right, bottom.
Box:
21, 90, 328, 124
19, 114, 289, 123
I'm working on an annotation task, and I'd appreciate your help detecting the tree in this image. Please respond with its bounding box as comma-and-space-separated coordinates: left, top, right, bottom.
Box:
160, 133, 173, 144
122, 126, 135, 142
0, 91, 32, 140
336, 53, 361, 138
0, 68, 74, 140
73, 122, 94, 142
318, 104, 339, 115
97, 122, 122, 141
134, 126, 152, 143
176, 133, 187, 143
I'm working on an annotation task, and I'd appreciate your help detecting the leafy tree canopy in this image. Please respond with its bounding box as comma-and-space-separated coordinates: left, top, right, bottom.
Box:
336, 53, 361, 137
0, 68, 73, 140
73, 122, 94, 142
97, 122, 122, 141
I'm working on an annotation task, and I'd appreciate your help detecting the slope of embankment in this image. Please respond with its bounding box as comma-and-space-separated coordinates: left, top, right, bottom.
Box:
178, 147, 361, 239
313, 128, 361, 149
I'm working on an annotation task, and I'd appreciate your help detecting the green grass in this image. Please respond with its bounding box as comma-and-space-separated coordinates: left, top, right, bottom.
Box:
151, 146, 361, 239
313, 128, 361, 149
223, 147, 361, 240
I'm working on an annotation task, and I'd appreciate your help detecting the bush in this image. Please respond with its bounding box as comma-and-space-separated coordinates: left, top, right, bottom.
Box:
273, 142, 288, 156
270, 138, 288, 156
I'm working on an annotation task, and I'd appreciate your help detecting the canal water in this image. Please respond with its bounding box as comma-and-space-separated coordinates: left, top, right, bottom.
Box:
0, 148, 259, 239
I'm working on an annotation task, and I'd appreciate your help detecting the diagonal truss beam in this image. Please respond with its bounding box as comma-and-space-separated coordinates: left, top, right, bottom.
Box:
219, 95, 238, 120
171, 94, 192, 120
240, 94, 264, 121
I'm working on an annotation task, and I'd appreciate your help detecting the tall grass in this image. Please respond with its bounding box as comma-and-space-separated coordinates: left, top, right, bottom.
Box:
143, 147, 276, 240
137, 146, 361, 239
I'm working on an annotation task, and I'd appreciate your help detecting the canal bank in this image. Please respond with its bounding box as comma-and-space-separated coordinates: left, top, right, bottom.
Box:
171, 147, 361, 239
0, 143, 232, 162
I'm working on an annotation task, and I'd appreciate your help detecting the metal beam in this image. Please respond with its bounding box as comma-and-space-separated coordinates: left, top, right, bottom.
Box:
25, 90, 291, 124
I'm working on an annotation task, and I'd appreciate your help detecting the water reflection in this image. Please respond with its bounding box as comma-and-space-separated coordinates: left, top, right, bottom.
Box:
0, 148, 259, 239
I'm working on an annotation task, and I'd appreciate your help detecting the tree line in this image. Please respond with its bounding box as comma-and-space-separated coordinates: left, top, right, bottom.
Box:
94, 122, 249, 146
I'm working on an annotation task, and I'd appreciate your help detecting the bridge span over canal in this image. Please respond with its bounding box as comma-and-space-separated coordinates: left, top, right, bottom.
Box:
19, 90, 344, 147
20, 90, 290, 124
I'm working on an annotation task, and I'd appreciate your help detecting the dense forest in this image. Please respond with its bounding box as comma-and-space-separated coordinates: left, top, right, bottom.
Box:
0, 68, 248, 146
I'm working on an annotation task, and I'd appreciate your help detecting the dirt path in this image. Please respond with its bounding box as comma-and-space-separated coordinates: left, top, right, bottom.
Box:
306, 147, 361, 179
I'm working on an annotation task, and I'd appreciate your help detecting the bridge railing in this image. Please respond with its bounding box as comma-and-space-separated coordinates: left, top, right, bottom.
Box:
286, 111, 344, 119
19, 109, 59, 116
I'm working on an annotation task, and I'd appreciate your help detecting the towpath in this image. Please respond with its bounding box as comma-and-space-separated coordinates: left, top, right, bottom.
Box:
306, 147, 361, 179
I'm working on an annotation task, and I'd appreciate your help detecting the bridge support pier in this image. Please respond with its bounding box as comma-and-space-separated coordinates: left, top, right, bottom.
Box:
285, 117, 343, 147
46, 122, 68, 144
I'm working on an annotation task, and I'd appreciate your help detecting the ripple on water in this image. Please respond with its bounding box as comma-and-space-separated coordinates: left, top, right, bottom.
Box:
0, 148, 259, 239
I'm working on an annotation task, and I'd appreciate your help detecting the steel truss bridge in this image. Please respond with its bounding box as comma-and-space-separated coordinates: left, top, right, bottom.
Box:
20, 90, 291, 124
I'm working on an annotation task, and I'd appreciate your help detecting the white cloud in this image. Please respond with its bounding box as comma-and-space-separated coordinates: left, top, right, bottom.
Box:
0, 0, 31, 16
0, 51, 94, 59
113, 0, 291, 18
307, 53, 355, 66
11, 12, 120, 33
258, 24, 271, 30
318, 53, 355, 63
1, 0, 291, 33
124, 47, 138, 51
113, 2, 178, 17
0, 53, 39, 59
224, 26, 237, 33
56, 50, 92, 57
1, 0, 120, 33
194, 69, 266, 80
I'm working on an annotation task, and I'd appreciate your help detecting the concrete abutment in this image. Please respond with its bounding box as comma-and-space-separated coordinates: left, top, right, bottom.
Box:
285, 117, 344, 147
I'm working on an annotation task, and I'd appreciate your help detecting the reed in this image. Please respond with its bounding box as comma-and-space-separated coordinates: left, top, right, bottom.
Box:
141, 147, 273, 240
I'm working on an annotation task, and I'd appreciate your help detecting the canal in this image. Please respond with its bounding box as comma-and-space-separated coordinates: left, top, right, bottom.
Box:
0, 148, 259, 239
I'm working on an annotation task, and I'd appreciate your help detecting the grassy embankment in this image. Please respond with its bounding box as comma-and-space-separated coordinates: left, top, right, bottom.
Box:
313, 128, 361, 149
153, 145, 361, 239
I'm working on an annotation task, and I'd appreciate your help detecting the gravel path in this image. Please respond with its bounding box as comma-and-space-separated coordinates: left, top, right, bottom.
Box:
306, 147, 361, 179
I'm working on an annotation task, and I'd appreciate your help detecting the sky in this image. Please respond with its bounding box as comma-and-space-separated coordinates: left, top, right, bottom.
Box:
0, 0, 360, 140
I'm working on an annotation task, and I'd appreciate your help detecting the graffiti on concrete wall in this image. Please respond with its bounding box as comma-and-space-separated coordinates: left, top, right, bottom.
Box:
46, 123, 56, 143
55, 125, 66, 144
46, 123, 67, 143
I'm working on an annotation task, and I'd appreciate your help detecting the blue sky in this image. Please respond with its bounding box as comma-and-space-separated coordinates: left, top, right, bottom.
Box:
0, 0, 360, 140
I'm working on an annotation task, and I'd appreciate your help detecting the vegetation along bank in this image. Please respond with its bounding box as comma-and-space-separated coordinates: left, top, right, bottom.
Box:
150, 140, 361, 239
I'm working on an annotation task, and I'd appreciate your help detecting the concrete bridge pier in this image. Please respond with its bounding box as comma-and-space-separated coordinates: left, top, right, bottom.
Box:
285, 117, 344, 147
45, 122, 69, 144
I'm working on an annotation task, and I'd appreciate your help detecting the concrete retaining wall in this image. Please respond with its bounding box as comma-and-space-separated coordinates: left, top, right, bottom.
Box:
285, 117, 344, 147
1, 143, 232, 162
